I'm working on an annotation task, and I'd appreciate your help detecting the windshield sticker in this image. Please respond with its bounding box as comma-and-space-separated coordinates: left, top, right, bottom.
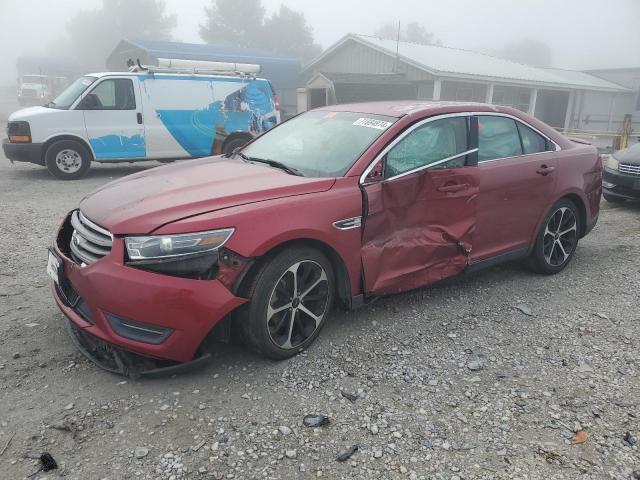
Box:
353, 118, 393, 130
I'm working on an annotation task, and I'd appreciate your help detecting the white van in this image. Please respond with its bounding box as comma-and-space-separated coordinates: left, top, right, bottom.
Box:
3, 60, 280, 179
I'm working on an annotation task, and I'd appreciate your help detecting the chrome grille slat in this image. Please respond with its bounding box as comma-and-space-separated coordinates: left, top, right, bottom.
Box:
70, 213, 112, 247
619, 163, 640, 176
69, 210, 112, 265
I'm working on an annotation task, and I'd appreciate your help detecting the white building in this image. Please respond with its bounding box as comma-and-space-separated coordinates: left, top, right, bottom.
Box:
299, 34, 635, 143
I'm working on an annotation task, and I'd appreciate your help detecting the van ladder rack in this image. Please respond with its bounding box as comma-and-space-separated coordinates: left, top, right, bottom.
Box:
128, 58, 260, 79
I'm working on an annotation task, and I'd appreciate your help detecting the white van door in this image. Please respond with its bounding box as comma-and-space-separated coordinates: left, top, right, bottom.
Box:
139, 75, 216, 159
79, 77, 146, 160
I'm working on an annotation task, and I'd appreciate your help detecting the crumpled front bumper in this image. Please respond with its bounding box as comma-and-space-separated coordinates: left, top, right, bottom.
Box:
51, 216, 247, 375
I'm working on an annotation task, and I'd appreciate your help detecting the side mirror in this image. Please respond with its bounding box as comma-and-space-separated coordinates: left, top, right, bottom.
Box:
363, 161, 384, 184
79, 93, 99, 110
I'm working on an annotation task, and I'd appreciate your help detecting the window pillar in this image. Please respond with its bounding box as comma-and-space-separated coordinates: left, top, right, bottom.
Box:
528, 88, 538, 116
433, 79, 442, 101
485, 84, 494, 104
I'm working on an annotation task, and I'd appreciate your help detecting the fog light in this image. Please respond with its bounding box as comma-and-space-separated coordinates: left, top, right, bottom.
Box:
602, 181, 615, 189
106, 313, 173, 344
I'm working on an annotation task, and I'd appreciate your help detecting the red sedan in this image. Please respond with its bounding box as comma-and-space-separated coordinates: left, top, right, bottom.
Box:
48, 101, 602, 376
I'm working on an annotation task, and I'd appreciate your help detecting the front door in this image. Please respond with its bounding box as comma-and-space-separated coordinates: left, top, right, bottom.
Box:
81, 77, 146, 160
361, 115, 479, 295
472, 115, 558, 260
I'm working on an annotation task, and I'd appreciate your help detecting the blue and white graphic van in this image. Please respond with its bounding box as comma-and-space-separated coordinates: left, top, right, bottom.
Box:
2, 59, 280, 179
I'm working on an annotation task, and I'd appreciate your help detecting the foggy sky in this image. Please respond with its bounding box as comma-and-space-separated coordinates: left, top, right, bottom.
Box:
1, 0, 638, 85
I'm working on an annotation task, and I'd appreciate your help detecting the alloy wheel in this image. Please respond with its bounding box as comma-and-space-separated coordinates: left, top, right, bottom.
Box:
266, 260, 329, 350
542, 207, 578, 267
55, 149, 82, 174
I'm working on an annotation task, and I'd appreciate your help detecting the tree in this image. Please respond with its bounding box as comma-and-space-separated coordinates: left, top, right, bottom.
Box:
374, 22, 442, 46
499, 38, 552, 67
67, 0, 176, 71
200, 1, 321, 61
199, 0, 265, 48
261, 6, 322, 61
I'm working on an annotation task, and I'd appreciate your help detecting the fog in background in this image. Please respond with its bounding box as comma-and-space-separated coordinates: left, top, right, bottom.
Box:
1, 0, 638, 86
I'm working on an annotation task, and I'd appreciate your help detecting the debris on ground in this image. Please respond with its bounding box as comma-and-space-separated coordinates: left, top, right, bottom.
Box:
27, 452, 58, 477
336, 445, 358, 462
134, 446, 149, 459
303, 414, 330, 427
514, 304, 534, 316
570, 430, 588, 444
623, 432, 637, 447
340, 390, 358, 402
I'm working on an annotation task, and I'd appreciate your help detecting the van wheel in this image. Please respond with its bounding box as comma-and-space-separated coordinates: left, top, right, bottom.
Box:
45, 140, 91, 180
223, 137, 251, 155
527, 199, 581, 275
236, 246, 334, 359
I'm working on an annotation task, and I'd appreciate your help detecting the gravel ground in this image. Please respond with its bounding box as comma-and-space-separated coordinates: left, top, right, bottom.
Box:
0, 156, 639, 480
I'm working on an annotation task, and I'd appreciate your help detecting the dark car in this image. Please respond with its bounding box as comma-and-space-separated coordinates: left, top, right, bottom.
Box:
48, 101, 603, 377
602, 143, 640, 202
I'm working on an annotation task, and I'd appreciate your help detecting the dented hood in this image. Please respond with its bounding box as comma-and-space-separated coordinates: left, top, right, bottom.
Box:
80, 157, 335, 234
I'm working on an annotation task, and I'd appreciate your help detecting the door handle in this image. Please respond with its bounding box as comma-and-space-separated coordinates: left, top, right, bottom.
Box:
536, 165, 555, 176
136, 112, 143, 124
437, 183, 469, 193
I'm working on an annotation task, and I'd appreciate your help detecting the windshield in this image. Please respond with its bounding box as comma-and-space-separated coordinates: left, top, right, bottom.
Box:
47, 76, 97, 110
22, 75, 46, 84
240, 111, 396, 177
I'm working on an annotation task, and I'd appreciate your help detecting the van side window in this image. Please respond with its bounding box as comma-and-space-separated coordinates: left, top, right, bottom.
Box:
86, 79, 136, 110
385, 116, 469, 178
478, 116, 523, 161
516, 121, 552, 154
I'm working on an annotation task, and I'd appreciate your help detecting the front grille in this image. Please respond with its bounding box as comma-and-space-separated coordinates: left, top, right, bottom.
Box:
20, 89, 37, 97
69, 210, 112, 265
619, 163, 640, 176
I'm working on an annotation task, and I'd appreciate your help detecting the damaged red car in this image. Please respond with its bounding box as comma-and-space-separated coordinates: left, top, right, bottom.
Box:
48, 101, 602, 376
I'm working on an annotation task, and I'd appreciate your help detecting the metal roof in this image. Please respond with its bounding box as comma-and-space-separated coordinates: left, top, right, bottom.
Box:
108, 38, 301, 89
305, 34, 629, 92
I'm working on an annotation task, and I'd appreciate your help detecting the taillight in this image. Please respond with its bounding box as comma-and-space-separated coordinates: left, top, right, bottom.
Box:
274, 95, 280, 112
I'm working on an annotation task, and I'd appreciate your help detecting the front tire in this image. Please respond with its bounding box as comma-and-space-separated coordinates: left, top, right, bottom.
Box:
236, 246, 335, 359
45, 140, 91, 180
528, 199, 581, 275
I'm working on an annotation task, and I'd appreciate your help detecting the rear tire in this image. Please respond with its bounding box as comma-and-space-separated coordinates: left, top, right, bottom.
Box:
527, 199, 581, 275
45, 140, 91, 180
603, 193, 626, 204
223, 137, 251, 155
235, 246, 334, 359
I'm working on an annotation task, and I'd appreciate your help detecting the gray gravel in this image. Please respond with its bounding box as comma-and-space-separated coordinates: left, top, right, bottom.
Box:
0, 156, 639, 479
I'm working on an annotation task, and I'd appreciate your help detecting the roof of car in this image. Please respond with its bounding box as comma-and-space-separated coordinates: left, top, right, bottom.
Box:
315, 100, 514, 118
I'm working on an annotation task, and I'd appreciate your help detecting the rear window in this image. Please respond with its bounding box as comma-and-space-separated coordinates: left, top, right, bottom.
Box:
478, 116, 523, 161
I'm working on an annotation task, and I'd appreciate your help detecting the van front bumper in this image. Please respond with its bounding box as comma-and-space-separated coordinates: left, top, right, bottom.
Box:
51, 221, 247, 374
2, 139, 44, 165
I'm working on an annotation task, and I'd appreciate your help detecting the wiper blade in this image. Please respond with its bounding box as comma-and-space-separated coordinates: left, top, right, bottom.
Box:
234, 152, 304, 176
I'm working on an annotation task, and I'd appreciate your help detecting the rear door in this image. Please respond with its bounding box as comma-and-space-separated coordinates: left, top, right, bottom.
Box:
472, 115, 558, 260
361, 114, 480, 295
80, 77, 146, 160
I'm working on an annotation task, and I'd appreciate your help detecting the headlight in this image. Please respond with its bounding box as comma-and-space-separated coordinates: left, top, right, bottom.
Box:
125, 229, 234, 279
604, 154, 619, 171
125, 228, 234, 261
7, 121, 31, 143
